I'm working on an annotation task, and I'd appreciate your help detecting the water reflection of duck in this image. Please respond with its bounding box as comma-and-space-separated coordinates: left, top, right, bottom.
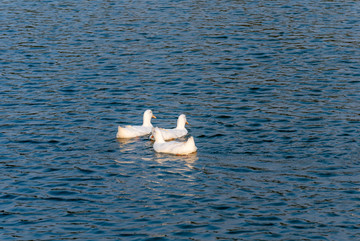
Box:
152, 152, 198, 170
152, 127, 197, 155
116, 110, 156, 138
116, 136, 139, 152
153, 152, 198, 164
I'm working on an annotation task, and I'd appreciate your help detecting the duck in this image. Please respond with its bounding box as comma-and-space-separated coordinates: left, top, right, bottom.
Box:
151, 114, 189, 140
116, 110, 156, 138
152, 127, 197, 155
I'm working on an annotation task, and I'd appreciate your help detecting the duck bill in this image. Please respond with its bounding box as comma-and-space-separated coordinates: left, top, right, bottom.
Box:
152, 115, 156, 119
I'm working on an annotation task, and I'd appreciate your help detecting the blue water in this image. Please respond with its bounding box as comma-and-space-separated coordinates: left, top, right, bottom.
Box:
1, 0, 360, 240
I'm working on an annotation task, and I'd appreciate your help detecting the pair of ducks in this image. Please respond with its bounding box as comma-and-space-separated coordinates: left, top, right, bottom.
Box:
116, 110, 197, 155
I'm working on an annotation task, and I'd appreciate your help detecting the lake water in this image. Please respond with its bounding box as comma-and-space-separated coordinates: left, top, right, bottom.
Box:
1, 0, 360, 240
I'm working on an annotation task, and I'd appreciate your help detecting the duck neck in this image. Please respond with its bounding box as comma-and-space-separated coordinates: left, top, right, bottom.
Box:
155, 134, 165, 143
143, 115, 152, 127
176, 119, 185, 129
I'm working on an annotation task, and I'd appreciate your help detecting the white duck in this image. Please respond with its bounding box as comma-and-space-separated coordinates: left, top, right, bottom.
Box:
152, 114, 189, 141
116, 110, 156, 138
152, 127, 197, 155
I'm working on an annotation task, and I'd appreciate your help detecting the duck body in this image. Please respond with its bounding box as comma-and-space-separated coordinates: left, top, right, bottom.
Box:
116, 110, 156, 139
153, 127, 197, 155
116, 125, 153, 139
152, 114, 188, 140
158, 128, 188, 140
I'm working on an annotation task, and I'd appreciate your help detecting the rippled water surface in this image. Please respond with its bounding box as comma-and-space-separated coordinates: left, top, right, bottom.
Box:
1, 0, 360, 240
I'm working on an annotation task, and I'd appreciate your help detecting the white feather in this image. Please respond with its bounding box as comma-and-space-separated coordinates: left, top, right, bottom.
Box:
116, 110, 156, 138
153, 127, 197, 155
151, 114, 188, 140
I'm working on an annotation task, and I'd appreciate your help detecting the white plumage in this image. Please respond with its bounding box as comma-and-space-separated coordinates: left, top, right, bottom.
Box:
151, 114, 188, 140
152, 127, 197, 155
116, 110, 156, 138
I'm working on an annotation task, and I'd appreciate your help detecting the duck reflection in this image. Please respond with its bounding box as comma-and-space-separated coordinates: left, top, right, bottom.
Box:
116, 137, 139, 145
152, 152, 198, 169
116, 137, 143, 152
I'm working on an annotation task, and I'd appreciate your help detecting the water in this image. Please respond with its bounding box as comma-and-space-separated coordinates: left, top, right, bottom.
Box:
1, 0, 360, 240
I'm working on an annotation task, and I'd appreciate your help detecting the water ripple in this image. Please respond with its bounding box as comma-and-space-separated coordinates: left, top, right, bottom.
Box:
1, 0, 360, 240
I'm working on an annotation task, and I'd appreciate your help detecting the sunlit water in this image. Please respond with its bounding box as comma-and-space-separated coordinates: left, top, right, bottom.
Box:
1, 0, 360, 240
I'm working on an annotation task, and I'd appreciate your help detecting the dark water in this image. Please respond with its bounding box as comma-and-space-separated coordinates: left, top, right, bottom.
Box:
1, 0, 360, 240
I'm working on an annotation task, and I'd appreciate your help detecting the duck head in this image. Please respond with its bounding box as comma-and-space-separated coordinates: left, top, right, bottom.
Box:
143, 109, 156, 126
153, 127, 165, 143
176, 114, 188, 129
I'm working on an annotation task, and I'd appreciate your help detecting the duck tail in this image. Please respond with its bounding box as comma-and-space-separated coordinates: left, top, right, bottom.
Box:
116, 126, 123, 138
186, 136, 195, 146
185, 136, 197, 153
